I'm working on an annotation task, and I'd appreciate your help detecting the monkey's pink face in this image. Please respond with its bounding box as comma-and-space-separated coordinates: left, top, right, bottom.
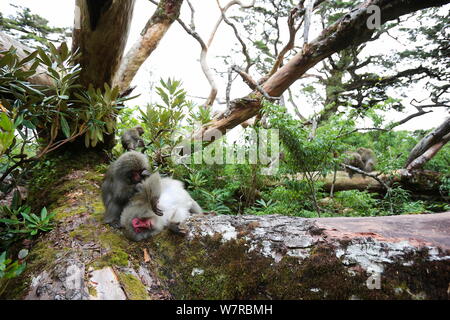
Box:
130, 169, 150, 184
132, 218, 152, 233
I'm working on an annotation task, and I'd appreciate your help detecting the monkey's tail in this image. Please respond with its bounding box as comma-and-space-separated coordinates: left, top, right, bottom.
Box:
190, 200, 203, 215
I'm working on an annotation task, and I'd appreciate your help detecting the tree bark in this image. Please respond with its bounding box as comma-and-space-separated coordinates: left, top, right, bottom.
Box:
405, 117, 450, 170
2, 166, 449, 300
72, 0, 136, 88
0, 32, 52, 86
113, 0, 183, 93
406, 135, 450, 171
197, 0, 450, 138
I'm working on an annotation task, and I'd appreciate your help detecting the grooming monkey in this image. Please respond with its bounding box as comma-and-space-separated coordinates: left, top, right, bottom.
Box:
120, 172, 203, 242
357, 147, 377, 172
102, 151, 151, 226
121, 126, 145, 151
343, 148, 377, 178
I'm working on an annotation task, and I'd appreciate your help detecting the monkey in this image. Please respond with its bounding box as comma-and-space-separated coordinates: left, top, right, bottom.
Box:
357, 147, 377, 172
121, 126, 145, 151
342, 151, 365, 178
342, 148, 377, 178
101, 151, 151, 227
120, 172, 203, 242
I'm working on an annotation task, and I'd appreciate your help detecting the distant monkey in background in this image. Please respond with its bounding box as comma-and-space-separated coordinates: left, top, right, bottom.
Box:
357, 147, 377, 172
121, 126, 145, 151
120, 172, 203, 241
343, 148, 377, 178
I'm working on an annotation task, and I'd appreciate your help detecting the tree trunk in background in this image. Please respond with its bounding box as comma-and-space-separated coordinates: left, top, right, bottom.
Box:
3, 164, 449, 299
197, 0, 450, 139
114, 0, 183, 94
72, 0, 136, 89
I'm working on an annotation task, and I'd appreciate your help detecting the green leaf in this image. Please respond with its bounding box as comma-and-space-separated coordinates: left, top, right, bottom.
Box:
18, 50, 38, 66
60, 115, 70, 138
40, 207, 48, 220
37, 47, 52, 66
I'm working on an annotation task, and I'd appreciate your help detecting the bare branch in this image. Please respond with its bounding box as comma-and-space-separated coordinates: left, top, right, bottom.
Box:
303, 0, 315, 45
287, 87, 307, 121
343, 164, 390, 190
216, 0, 253, 72
207, 0, 256, 48
176, 16, 217, 108
232, 65, 281, 101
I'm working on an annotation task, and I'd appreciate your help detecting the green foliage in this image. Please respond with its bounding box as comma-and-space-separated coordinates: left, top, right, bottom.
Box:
185, 171, 236, 215
0, 42, 133, 198
0, 5, 69, 47
263, 101, 353, 215
0, 251, 26, 280
381, 187, 427, 215
0, 113, 16, 157
333, 190, 379, 216
0, 200, 55, 250
139, 78, 194, 171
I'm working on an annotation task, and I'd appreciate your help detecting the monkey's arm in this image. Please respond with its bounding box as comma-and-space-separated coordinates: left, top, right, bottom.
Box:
104, 201, 123, 227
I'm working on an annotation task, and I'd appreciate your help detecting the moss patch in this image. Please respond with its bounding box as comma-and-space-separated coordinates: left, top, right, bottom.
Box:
88, 285, 98, 297
118, 272, 150, 300
147, 231, 450, 300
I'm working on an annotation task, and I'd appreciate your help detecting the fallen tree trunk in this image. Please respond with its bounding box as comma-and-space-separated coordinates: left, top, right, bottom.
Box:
2, 165, 449, 300
319, 169, 444, 195
284, 169, 445, 196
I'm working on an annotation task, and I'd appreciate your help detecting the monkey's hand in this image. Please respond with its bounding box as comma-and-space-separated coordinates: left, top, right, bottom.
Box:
106, 220, 121, 229
168, 222, 188, 236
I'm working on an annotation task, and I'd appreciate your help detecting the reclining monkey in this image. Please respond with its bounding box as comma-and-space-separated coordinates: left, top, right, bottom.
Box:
120, 172, 203, 241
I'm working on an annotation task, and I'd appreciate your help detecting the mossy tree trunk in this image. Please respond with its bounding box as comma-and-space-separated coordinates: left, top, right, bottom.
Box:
3, 163, 449, 300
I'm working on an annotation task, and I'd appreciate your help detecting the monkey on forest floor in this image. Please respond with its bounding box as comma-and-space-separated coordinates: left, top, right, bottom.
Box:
121, 126, 145, 151
102, 151, 151, 227
343, 148, 377, 178
120, 172, 203, 242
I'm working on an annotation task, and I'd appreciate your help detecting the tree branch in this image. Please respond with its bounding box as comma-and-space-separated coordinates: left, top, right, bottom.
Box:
113, 0, 183, 93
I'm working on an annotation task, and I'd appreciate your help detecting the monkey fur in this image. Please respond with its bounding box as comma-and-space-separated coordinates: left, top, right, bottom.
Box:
120, 172, 203, 242
121, 126, 145, 151
102, 151, 151, 226
357, 147, 377, 172
343, 148, 377, 178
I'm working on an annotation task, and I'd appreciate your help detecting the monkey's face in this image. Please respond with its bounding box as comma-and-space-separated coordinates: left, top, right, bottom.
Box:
132, 217, 152, 233
136, 127, 144, 135
128, 169, 150, 184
